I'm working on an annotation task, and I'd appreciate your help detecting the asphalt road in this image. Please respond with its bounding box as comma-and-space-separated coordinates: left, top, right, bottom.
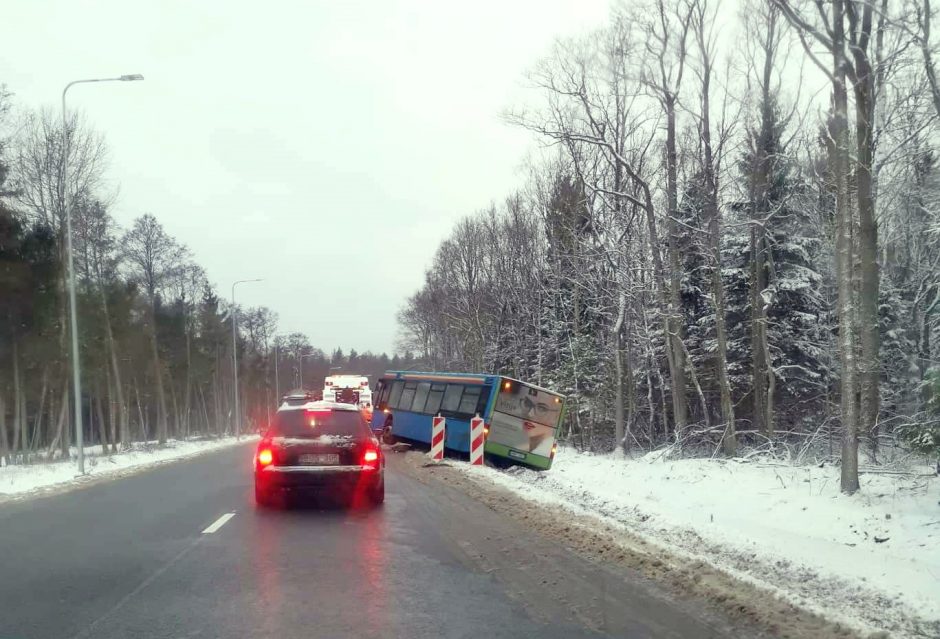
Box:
0, 443, 742, 639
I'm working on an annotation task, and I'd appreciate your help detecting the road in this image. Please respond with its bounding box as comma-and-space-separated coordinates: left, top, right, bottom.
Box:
0, 443, 748, 639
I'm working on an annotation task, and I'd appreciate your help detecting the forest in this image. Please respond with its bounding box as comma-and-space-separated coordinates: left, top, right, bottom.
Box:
396, 0, 940, 491
0, 86, 404, 462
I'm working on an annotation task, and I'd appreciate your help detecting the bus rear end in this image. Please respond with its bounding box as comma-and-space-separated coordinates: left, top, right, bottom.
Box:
484, 378, 565, 470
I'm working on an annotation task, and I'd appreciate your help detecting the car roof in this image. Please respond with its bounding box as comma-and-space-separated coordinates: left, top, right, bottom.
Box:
277, 400, 360, 413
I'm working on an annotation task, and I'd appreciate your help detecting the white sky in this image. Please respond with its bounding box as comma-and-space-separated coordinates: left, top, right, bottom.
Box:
0, 0, 611, 355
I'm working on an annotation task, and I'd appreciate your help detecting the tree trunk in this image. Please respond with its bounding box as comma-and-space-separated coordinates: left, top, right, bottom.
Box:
613, 292, 626, 452
0, 394, 9, 466
664, 95, 689, 434
106, 365, 117, 453
99, 283, 128, 451
95, 384, 108, 455
921, 288, 938, 406
750, 225, 768, 435
832, 0, 860, 493
184, 328, 193, 438
12, 340, 22, 461
31, 369, 49, 460
851, 9, 880, 461
148, 304, 169, 444
695, 16, 736, 455
134, 375, 147, 441
625, 315, 637, 454
761, 275, 776, 436
48, 382, 69, 460
59, 383, 70, 459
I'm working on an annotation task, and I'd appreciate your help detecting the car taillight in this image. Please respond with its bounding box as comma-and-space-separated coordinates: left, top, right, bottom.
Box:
257, 448, 274, 466
362, 446, 380, 468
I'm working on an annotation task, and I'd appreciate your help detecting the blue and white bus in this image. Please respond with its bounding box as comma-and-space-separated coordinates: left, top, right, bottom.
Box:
370, 371, 566, 470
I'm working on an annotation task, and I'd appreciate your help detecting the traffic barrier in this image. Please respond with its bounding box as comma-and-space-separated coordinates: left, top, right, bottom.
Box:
469, 414, 485, 465
429, 414, 445, 461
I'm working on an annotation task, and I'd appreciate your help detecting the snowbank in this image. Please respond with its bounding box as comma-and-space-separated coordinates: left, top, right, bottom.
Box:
0, 435, 257, 498
463, 448, 940, 638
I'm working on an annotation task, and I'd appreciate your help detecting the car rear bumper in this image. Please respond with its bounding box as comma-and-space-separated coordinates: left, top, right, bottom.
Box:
256, 465, 383, 493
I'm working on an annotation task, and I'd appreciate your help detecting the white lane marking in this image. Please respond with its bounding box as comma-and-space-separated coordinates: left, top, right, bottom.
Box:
202, 512, 235, 534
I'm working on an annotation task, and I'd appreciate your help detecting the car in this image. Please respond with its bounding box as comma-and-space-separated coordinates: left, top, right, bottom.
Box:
254, 400, 385, 508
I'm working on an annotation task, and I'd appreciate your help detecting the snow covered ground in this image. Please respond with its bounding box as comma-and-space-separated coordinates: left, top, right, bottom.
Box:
462, 448, 940, 638
0, 435, 257, 498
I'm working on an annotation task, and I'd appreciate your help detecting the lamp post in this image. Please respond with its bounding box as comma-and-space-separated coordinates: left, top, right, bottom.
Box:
63, 74, 143, 474
231, 278, 263, 437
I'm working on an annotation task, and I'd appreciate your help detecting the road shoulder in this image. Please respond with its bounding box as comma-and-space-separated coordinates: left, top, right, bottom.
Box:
392, 450, 862, 639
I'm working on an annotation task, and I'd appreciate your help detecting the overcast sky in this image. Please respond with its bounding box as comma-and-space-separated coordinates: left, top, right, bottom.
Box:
1, 0, 610, 355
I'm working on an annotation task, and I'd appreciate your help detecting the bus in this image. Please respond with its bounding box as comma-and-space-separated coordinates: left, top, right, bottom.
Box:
323, 375, 372, 407
370, 371, 566, 470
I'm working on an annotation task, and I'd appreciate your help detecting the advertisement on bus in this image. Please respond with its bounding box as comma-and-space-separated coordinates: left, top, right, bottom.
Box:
488, 382, 563, 458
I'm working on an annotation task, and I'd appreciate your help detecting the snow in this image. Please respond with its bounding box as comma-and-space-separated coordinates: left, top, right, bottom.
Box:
0, 435, 257, 498
461, 448, 940, 638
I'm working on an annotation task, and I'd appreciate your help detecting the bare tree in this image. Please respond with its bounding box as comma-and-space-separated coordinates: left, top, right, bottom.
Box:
122, 214, 189, 444
691, 0, 738, 454
773, 0, 863, 493
639, 0, 697, 436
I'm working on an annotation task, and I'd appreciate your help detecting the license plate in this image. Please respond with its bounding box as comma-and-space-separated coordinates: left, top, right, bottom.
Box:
298, 453, 339, 465
508, 450, 526, 460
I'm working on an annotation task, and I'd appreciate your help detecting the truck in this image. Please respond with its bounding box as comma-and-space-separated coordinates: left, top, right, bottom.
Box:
323, 374, 372, 408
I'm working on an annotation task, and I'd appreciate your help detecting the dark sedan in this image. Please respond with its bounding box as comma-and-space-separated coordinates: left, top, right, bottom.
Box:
254, 401, 384, 507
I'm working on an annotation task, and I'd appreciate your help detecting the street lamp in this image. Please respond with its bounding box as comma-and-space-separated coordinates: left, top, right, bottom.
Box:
231, 278, 263, 437
62, 74, 143, 475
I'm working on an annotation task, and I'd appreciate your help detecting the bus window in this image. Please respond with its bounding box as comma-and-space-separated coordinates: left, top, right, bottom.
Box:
458, 386, 482, 415
399, 382, 417, 410
441, 384, 464, 412
388, 380, 404, 409
411, 382, 431, 413
476, 387, 491, 415
377, 381, 391, 409
424, 383, 446, 415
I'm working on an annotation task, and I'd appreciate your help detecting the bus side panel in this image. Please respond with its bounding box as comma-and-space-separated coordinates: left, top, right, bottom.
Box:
443, 418, 471, 453
391, 411, 433, 445
389, 410, 473, 453
370, 411, 387, 434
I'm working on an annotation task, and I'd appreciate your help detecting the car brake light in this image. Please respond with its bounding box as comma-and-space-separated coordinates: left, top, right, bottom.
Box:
362, 445, 380, 468
257, 448, 274, 466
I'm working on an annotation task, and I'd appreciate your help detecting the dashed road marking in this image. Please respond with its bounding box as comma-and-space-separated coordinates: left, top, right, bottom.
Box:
202, 512, 235, 534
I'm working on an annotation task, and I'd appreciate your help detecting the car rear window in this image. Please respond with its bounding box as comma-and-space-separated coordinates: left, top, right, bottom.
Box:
272, 409, 369, 438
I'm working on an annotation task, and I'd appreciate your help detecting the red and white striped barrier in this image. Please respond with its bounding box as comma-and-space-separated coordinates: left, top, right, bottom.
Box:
469, 415, 485, 465
429, 414, 446, 461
